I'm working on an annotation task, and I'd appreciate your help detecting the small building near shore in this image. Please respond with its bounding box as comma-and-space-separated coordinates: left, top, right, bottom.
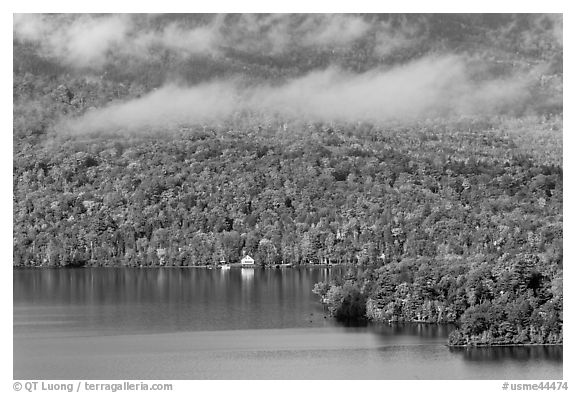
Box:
241, 255, 255, 266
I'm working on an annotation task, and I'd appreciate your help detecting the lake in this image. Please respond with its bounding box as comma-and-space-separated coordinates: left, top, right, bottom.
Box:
13, 267, 562, 379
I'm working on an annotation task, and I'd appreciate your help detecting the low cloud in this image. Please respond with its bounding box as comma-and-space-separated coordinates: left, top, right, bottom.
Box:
14, 14, 376, 69
61, 55, 536, 133
14, 14, 562, 80
373, 17, 423, 57
131, 18, 222, 56
64, 81, 240, 133
252, 56, 463, 121
299, 14, 370, 47
14, 14, 130, 68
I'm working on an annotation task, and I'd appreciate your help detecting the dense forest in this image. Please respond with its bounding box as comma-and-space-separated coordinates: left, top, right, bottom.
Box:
13, 14, 562, 346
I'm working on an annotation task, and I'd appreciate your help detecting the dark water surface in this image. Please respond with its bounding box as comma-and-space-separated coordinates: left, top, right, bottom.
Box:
13, 268, 562, 379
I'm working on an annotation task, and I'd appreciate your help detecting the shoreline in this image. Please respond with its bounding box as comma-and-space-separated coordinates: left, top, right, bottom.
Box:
13, 263, 351, 269
447, 343, 563, 348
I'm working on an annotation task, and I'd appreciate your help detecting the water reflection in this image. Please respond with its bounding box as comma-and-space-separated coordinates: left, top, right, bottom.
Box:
14, 267, 563, 380
241, 268, 254, 282
370, 322, 454, 339
13, 267, 344, 334
449, 345, 563, 363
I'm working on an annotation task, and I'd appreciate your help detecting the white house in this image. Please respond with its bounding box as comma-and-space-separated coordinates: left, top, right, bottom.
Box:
241, 255, 255, 266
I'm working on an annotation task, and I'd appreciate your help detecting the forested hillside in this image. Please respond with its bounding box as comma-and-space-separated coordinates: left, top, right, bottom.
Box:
13, 14, 562, 346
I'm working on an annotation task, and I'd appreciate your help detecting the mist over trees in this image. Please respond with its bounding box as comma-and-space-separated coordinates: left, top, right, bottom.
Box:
13, 13, 562, 346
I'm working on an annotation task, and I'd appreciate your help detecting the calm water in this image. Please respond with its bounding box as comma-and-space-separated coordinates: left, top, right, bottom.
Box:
13, 268, 562, 379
